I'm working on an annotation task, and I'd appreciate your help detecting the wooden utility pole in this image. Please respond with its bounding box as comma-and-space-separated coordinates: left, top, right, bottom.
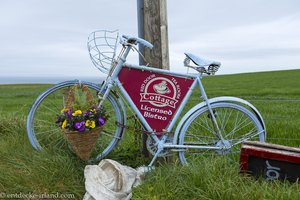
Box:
138, 0, 169, 69
137, 0, 170, 157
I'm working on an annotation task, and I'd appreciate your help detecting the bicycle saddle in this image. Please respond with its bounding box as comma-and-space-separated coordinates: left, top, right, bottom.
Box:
184, 53, 221, 67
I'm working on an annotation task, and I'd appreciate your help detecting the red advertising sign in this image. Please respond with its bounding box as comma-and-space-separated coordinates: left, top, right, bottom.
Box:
118, 67, 194, 133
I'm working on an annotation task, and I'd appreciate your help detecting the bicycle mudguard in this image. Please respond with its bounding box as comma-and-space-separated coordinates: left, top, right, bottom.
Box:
172, 96, 266, 144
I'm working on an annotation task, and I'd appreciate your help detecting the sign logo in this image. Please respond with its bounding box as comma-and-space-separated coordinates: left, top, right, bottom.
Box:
153, 80, 171, 94
140, 77, 179, 108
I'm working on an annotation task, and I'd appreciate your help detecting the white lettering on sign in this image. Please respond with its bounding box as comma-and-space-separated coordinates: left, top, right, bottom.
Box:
265, 160, 281, 181
141, 105, 172, 115
144, 111, 167, 120
171, 77, 182, 99
140, 74, 156, 93
140, 93, 178, 108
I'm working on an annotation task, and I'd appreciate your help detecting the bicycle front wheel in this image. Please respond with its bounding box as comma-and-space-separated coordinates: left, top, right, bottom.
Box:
178, 102, 265, 165
26, 80, 124, 161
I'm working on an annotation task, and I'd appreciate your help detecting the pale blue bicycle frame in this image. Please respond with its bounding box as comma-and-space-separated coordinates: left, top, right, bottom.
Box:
97, 37, 265, 166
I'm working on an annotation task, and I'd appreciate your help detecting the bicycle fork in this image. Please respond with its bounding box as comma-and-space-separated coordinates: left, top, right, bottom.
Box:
97, 78, 114, 108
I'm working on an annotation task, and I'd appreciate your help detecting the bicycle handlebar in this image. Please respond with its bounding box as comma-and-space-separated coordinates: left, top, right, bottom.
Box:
122, 35, 154, 49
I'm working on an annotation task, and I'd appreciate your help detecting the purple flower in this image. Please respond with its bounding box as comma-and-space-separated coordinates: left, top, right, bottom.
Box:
55, 116, 62, 123
98, 117, 106, 127
74, 121, 86, 132
66, 109, 73, 118
84, 111, 91, 116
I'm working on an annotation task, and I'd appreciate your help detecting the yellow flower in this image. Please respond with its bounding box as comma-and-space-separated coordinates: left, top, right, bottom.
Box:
62, 120, 67, 129
60, 108, 69, 113
85, 120, 96, 129
90, 108, 96, 113
72, 110, 82, 116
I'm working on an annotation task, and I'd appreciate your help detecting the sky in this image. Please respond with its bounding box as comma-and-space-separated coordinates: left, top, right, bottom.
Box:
0, 0, 300, 79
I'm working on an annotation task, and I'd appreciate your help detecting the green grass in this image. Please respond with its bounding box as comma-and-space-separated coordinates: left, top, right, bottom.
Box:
0, 69, 299, 199
133, 157, 300, 200
0, 84, 50, 115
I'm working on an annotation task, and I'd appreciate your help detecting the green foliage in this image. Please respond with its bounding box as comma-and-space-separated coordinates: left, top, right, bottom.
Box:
0, 84, 50, 116
133, 157, 300, 200
0, 113, 85, 198
0, 69, 299, 199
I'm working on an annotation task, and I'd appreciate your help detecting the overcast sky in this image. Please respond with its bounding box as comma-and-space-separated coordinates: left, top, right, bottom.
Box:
0, 0, 300, 78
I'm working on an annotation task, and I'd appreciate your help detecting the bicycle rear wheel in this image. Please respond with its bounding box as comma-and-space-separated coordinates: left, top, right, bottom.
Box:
178, 102, 265, 165
26, 80, 124, 161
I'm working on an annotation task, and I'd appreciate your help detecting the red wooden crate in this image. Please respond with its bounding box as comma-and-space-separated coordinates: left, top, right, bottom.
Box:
240, 141, 300, 182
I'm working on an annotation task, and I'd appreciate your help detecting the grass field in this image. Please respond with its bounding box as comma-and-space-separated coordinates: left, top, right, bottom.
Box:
0, 69, 299, 199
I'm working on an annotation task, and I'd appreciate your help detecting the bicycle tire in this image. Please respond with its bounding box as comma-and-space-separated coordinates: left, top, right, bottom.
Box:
178, 102, 265, 165
26, 80, 124, 161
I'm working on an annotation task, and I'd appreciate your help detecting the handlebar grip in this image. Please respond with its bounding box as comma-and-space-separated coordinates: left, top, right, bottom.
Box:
122, 35, 154, 49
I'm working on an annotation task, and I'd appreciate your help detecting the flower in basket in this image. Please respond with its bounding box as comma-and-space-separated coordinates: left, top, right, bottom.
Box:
56, 84, 109, 133
55, 85, 110, 160
56, 107, 109, 132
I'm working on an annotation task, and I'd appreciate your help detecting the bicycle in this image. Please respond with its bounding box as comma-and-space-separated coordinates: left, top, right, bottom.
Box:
26, 30, 266, 166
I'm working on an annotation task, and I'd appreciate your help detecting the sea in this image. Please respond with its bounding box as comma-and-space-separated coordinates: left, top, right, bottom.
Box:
0, 76, 105, 84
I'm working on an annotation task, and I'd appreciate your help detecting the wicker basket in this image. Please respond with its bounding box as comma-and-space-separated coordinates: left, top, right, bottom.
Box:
63, 127, 102, 160
61, 84, 102, 160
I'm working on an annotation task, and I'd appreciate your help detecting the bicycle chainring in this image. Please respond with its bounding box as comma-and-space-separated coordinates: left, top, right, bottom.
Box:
146, 135, 172, 157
